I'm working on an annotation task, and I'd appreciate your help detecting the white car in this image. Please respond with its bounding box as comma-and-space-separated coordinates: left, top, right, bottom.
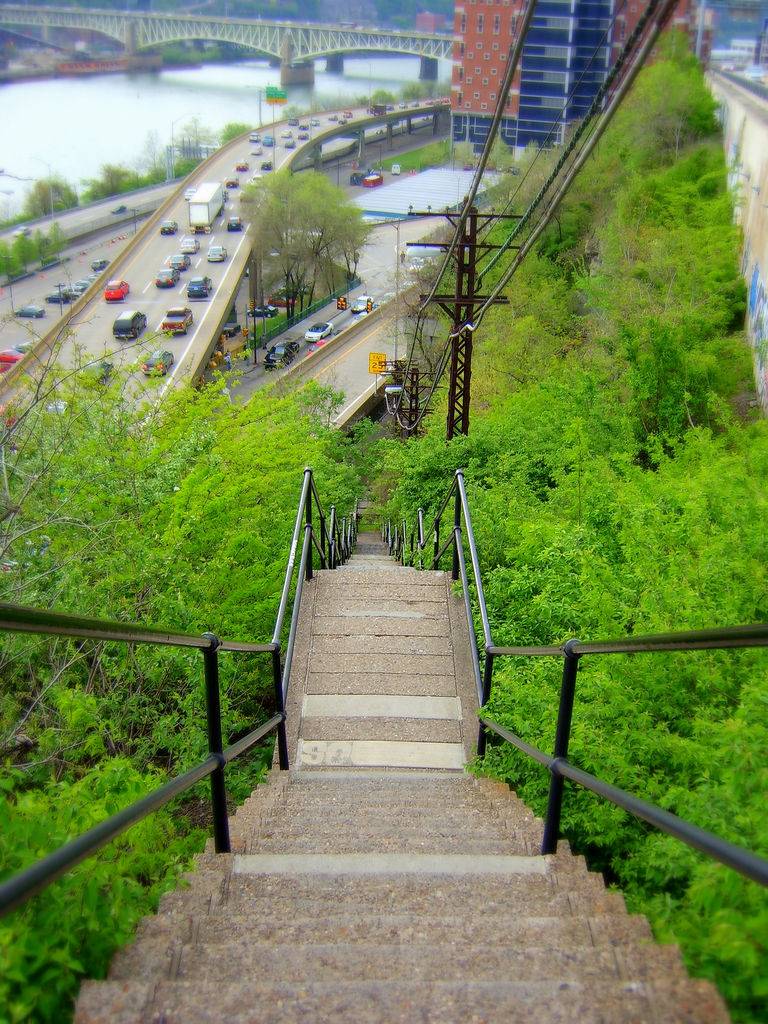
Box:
207, 245, 228, 262
180, 236, 200, 254
304, 322, 334, 343
351, 295, 374, 315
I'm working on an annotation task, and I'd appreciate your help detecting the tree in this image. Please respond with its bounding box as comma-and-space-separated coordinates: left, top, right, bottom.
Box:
80, 164, 135, 202
220, 122, 250, 145
22, 177, 78, 221
243, 171, 369, 317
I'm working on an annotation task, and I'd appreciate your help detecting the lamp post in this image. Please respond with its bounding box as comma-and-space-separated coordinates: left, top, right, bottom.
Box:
3, 254, 15, 313
392, 220, 401, 361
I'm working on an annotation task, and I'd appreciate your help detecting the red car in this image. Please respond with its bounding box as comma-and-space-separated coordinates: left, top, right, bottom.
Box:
235, 161, 249, 172
0, 348, 25, 365
104, 279, 130, 302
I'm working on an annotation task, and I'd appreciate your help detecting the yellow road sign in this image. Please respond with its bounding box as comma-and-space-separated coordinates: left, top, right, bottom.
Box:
369, 352, 387, 374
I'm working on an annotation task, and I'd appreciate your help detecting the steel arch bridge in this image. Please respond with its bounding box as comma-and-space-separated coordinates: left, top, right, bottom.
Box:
0, 5, 454, 65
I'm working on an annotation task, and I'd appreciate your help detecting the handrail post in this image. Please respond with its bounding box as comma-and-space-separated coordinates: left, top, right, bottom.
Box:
273, 646, 290, 770
321, 507, 329, 568
476, 649, 494, 757
306, 480, 314, 581
201, 633, 230, 854
451, 476, 461, 581
542, 640, 581, 854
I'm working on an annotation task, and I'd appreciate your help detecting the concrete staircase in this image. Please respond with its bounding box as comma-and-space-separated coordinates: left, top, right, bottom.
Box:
74, 532, 730, 1023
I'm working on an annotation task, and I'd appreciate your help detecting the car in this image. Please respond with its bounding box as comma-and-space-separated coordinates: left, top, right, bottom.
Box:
351, 294, 375, 315
235, 161, 249, 172
179, 236, 200, 254
90, 257, 110, 272
248, 304, 279, 319
251, 144, 263, 155
12, 226, 30, 238
287, 117, 300, 127
111, 204, 127, 214
264, 340, 301, 370
160, 220, 178, 235
337, 118, 347, 126
155, 267, 180, 288
349, 172, 365, 186
226, 216, 243, 232
297, 131, 309, 141
141, 349, 175, 376
184, 188, 198, 200
260, 160, 273, 172
328, 113, 338, 122
45, 287, 74, 304
343, 109, 353, 118
225, 177, 239, 189
82, 359, 113, 385
186, 275, 213, 299
207, 245, 228, 262
104, 279, 130, 301
161, 307, 194, 334
304, 322, 334, 343
263, 135, 274, 147
15, 304, 45, 318
168, 253, 192, 272
281, 129, 294, 140
112, 310, 147, 339
0, 348, 25, 365
248, 132, 261, 143
284, 138, 296, 149
362, 173, 383, 187
70, 278, 93, 295
391, 163, 401, 175
310, 117, 320, 127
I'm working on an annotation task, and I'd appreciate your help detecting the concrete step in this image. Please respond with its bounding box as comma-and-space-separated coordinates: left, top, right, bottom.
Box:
296, 738, 466, 769
134, 908, 654, 951
108, 934, 690, 986
75, 974, 731, 1024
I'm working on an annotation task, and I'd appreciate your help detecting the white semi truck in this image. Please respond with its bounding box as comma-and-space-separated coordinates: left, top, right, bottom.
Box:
188, 183, 225, 234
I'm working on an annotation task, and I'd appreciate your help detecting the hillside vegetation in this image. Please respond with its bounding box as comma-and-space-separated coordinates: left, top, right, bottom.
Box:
0, 45, 766, 1023
375, 48, 768, 1024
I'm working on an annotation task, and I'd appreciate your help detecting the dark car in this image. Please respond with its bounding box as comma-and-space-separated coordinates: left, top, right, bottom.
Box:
260, 161, 273, 172
349, 172, 364, 186
141, 349, 175, 376
186, 275, 213, 299
160, 220, 178, 235
82, 359, 114, 385
15, 304, 45, 318
264, 340, 300, 370
169, 253, 192, 272
226, 217, 243, 232
155, 267, 181, 288
111, 204, 127, 214
248, 304, 279, 319
44, 286, 75, 304
90, 258, 110, 272
112, 310, 147, 339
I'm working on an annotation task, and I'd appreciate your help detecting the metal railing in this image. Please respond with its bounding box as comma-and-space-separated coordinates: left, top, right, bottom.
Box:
386, 469, 768, 887
0, 467, 356, 919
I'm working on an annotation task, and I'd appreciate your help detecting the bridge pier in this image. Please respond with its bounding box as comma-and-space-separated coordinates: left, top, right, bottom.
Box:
124, 20, 137, 56
326, 53, 344, 74
281, 60, 314, 85
419, 56, 438, 81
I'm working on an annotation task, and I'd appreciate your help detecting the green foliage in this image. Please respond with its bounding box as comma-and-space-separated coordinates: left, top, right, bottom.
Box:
220, 122, 251, 145
373, 48, 768, 1024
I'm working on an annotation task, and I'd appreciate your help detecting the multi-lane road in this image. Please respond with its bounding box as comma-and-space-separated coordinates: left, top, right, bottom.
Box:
1, 103, 443, 417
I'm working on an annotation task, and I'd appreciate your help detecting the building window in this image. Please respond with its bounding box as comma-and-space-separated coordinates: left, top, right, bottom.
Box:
460, 42, 465, 56
492, 43, 499, 50
458, 92, 463, 106
466, 76, 473, 83
490, 92, 496, 100
481, 103, 488, 109
483, 77, 489, 84
461, 14, 466, 31
477, 14, 483, 32
474, 91, 480, 98
491, 66, 497, 73
510, 16, 517, 35
458, 68, 463, 81
475, 67, 481, 73
493, 14, 500, 32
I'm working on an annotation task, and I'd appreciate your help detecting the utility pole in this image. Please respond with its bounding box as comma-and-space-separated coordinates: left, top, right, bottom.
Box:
408, 203, 516, 440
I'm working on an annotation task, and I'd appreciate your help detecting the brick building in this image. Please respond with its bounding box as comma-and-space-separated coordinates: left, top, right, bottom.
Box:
451, 0, 695, 154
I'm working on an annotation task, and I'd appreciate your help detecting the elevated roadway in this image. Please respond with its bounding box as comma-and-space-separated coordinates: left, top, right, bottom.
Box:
1, 105, 442, 419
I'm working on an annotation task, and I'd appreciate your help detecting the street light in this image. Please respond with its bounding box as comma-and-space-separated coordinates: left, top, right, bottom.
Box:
387, 219, 402, 361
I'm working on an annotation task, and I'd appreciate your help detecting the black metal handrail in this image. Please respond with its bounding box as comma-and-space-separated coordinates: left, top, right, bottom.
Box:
390, 469, 768, 887
0, 467, 356, 920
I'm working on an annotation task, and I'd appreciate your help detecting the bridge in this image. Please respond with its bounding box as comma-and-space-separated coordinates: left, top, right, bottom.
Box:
0, 5, 453, 84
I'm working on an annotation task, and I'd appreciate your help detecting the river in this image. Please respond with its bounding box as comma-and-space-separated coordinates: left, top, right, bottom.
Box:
0, 56, 450, 216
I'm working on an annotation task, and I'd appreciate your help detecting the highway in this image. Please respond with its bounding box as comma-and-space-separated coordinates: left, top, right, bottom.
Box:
1, 103, 443, 414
